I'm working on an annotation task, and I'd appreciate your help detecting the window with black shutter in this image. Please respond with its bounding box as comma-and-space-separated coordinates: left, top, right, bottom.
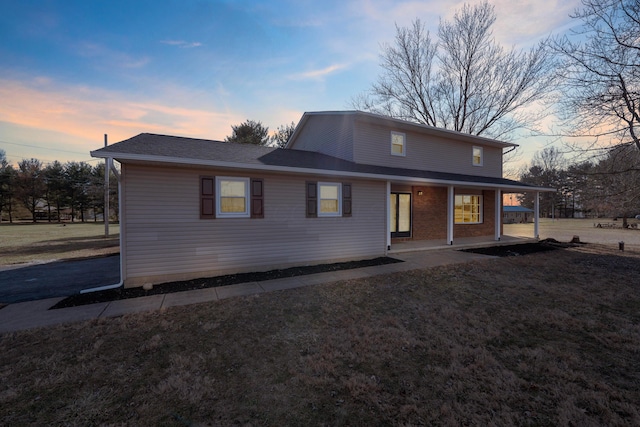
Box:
200, 175, 264, 219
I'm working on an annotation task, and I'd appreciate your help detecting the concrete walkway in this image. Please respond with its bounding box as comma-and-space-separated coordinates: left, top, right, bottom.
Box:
0, 249, 493, 334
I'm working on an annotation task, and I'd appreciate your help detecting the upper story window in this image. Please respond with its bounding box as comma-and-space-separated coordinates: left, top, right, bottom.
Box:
472, 146, 483, 166
391, 131, 406, 156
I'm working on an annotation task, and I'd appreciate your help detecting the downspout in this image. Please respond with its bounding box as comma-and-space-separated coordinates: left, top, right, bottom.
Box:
81, 157, 124, 294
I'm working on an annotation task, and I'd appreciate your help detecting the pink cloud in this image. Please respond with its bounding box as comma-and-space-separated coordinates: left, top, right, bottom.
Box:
0, 77, 243, 153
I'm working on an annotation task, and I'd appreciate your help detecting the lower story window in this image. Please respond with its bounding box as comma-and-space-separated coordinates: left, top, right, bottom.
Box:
318, 182, 342, 216
455, 195, 482, 224
217, 177, 250, 218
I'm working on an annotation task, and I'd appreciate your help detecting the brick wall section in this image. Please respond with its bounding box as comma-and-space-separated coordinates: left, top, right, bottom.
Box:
405, 187, 503, 241
412, 186, 448, 240
454, 189, 497, 238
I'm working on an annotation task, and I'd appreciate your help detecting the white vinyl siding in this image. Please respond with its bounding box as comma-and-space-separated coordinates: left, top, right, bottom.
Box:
288, 114, 354, 161
121, 164, 386, 287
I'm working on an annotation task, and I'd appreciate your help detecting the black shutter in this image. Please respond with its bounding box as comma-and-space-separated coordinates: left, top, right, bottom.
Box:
306, 181, 317, 218
342, 183, 352, 217
200, 176, 215, 219
251, 178, 264, 219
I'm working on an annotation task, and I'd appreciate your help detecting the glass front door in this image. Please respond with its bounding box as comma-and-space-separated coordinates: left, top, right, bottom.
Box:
390, 193, 411, 238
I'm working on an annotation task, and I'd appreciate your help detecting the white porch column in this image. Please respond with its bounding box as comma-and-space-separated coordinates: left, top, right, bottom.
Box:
495, 189, 501, 241
386, 181, 391, 251
447, 185, 454, 245
534, 191, 540, 240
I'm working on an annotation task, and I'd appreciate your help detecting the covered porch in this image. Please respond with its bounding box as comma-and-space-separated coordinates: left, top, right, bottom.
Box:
385, 179, 550, 252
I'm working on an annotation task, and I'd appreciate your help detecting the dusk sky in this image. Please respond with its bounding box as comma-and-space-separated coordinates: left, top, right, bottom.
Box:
0, 0, 580, 167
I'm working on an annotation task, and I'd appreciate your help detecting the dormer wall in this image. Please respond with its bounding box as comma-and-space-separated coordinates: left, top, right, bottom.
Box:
288, 112, 509, 178
352, 120, 504, 178
288, 114, 355, 161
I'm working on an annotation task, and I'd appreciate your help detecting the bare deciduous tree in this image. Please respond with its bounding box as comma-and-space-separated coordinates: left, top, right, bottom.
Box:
271, 122, 296, 148
353, 1, 556, 140
518, 147, 565, 217
551, 0, 640, 153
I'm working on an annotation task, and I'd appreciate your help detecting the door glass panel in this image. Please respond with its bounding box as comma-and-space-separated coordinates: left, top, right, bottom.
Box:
390, 194, 397, 233
399, 194, 411, 232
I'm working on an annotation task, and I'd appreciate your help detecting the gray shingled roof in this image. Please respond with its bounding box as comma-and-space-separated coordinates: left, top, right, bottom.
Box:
91, 133, 550, 191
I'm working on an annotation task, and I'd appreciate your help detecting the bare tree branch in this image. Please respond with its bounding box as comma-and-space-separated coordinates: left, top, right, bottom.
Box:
352, 1, 556, 141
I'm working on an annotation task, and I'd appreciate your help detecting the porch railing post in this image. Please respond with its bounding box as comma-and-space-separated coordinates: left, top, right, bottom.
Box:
495, 189, 501, 241
534, 191, 540, 240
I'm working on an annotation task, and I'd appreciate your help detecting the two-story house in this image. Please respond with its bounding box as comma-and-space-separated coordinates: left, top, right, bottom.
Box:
91, 111, 552, 288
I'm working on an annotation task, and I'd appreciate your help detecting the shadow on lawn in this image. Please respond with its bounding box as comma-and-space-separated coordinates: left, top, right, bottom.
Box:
461, 239, 581, 257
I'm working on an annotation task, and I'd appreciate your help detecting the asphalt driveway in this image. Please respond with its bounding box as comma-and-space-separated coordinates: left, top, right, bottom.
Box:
0, 256, 120, 304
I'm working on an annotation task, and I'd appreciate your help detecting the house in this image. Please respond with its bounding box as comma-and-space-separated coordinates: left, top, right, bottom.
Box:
91, 111, 553, 288
503, 206, 534, 223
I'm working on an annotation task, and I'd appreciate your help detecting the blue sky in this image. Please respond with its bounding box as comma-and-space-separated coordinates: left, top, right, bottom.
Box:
0, 0, 580, 167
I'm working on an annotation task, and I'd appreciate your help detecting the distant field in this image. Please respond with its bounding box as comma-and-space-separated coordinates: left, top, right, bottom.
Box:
505, 218, 640, 249
0, 223, 119, 266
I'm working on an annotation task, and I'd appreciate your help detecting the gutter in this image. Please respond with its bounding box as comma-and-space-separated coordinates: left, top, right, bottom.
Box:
90, 151, 555, 193
80, 158, 124, 294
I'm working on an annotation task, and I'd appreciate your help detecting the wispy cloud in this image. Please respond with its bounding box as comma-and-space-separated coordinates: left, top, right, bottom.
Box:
75, 41, 150, 69
161, 40, 203, 48
350, 0, 579, 48
288, 64, 347, 81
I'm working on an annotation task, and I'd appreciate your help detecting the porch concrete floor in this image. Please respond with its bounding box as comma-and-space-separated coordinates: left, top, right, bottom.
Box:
388, 234, 537, 254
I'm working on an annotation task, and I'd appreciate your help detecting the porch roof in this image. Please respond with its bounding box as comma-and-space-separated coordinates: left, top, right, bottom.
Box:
92, 133, 553, 192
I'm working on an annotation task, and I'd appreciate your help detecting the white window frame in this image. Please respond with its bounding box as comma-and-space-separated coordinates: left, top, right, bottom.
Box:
454, 194, 483, 224
216, 176, 250, 218
472, 146, 483, 166
317, 182, 342, 217
391, 131, 406, 157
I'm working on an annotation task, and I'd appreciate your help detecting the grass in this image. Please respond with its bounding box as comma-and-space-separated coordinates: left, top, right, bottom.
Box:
0, 222, 119, 266
1, 244, 639, 425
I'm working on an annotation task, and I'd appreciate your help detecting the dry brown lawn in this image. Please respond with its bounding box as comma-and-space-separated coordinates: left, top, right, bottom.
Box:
1, 244, 640, 426
0, 222, 119, 266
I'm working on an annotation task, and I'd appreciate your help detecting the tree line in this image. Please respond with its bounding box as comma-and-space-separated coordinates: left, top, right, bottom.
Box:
0, 150, 118, 223
518, 146, 640, 221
